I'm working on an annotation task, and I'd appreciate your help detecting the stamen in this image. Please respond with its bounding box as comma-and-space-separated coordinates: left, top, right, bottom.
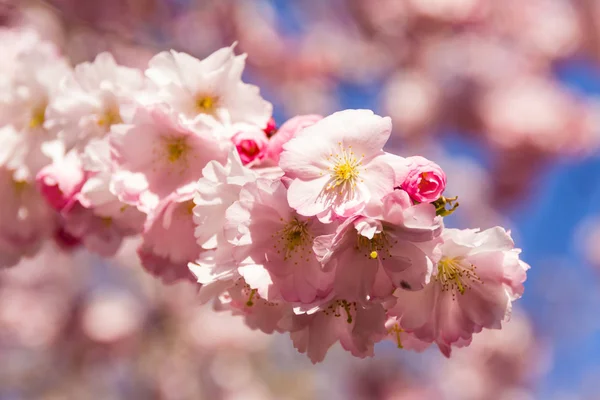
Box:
322, 299, 357, 324
195, 95, 217, 114
29, 103, 47, 129
272, 218, 312, 261
101, 217, 113, 228
326, 143, 363, 194
342, 301, 353, 323
387, 323, 404, 349
185, 201, 195, 215
163, 137, 189, 163
356, 232, 392, 261
436, 257, 482, 298
246, 289, 257, 307
318, 143, 365, 207
12, 180, 27, 194
97, 108, 123, 128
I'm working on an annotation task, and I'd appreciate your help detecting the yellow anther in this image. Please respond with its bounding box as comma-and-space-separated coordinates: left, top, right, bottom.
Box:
196, 95, 217, 114
165, 138, 188, 163
29, 107, 46, 129
97, 109, 122, 127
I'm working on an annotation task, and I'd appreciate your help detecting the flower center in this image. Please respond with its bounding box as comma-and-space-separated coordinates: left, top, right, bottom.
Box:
97, 108, 123, 128
436, 256, 482, 296
327, 143, 363, 193
12, 179, 28, 194
356, 232, 394, 260
101, 217, 113, 228
185, 200, 195, 215
163, 137, 189, 163
29, 103, 47, 129
195, 95, 217, 114
272, 217, 313, 262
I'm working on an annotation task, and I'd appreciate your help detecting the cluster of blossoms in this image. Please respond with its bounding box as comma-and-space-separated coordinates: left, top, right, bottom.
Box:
0, 28, 529, 363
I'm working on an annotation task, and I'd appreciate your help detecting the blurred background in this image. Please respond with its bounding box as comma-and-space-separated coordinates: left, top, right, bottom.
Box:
3, 0, 600, 398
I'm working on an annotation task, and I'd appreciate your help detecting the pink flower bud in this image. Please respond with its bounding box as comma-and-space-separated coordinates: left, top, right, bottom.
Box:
402, 156, 446, 203
267, 114, 322, 163
263, 117, 277, 138
231, 128, 269, 165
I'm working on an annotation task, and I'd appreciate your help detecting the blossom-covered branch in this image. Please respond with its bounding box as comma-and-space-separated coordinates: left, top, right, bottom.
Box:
0, 28, 529, 363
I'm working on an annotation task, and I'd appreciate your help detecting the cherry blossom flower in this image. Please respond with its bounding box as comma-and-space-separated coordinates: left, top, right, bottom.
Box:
109, 105, 229, 201
145, 45, 272, 127
0, 44, 71, 180
189, 150, 259, 303
0, 28, 59, 88
60, 200, 145, 257
313, 190, 443, 302
282, 300, 388, 363
279, 109, 396, 222
192, 149, 257, 250
0, 168, 56, 267
48, 52, 145, 151
38, 139, 147, 256
219, 278, 292, 334
224, 178, 335, 305
36, 150, 86, 212
138, 184, 199, 283
189, 245, 242, 304
389, 227, 529, 356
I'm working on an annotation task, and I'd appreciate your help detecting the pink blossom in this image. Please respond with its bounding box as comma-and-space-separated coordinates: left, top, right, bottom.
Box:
281, 300, 387, 363
138, 184, 199, 283
313, 191, 443, 302
0, 34, 71, 180
267, 114, 322, 163
109, 105, 229, 200
44, 138, 147, 256
279, 109, 396, 222
145, 45, 272, 127
189, 150, 258, 303
60, 201, 144, 257
48, 52, 144, 151
193, 149, 257, 250
78, 139, 147, 222
402, 156, 447, 203
0, 168, 56, 268
0, 28, 59, 87
190, 154, 285, 304
36, 150, 86, 212
188, 245, 241, 303
220, 278, 291, 334
224, 178, 335, 305
389, 227, 529, 357
231, 127, 269, 166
